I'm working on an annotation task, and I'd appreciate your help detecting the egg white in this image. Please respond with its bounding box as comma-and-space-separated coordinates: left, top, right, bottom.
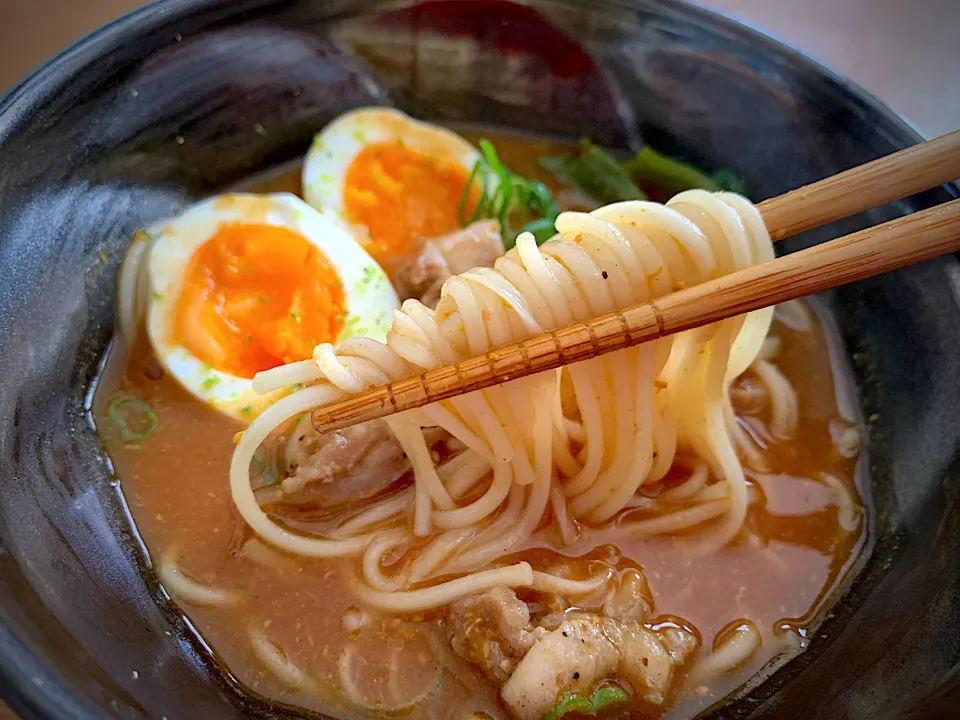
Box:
142, 192, 399, 421
302, 107, 482, 238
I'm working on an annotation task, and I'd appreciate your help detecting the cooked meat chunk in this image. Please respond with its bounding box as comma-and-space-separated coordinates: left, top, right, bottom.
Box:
396, 220, 504, 305
501, 614, 697, 720
601, 620, 676, 706
659, 623, 700, 665
282, 419, 407, 500
281, 420, 446, 504
448, 587, 543, 682
603, 569, 653, 622
501, 615, 617, 718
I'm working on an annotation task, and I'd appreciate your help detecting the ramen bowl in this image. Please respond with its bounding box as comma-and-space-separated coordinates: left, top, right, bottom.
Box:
0, 1, 958, 719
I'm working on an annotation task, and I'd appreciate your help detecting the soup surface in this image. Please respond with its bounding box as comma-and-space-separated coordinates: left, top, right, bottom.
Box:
92, 129, 869, 720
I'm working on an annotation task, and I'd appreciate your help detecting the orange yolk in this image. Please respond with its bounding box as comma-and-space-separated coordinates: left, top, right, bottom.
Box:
343, 141, 479, 269
174, 223, 345, 378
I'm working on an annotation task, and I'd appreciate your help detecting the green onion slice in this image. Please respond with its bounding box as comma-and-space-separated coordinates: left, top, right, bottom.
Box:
107, 396, 157, 441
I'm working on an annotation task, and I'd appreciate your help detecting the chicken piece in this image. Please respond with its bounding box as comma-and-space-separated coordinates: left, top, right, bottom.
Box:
396, 220, 504, 305
282, 420, 447, 504
281, 419, 407, 500
603, 569, 653, 622
660, 623, 699, 667
501, 614, 697, 720
601, 620, 676, 706
501, 615, 618, 719
448, 587, 543, 682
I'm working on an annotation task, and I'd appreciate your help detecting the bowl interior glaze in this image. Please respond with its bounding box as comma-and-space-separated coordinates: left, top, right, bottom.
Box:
0, 1, 958, 719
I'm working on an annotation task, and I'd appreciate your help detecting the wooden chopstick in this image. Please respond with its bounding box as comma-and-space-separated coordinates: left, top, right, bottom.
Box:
312, 199, 960, 432
759, 129, 960, 240
310, 131, 960, 433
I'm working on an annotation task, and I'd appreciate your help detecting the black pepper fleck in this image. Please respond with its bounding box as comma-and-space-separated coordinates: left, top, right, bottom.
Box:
573, 672, 580, 680
602, 271, 609, 279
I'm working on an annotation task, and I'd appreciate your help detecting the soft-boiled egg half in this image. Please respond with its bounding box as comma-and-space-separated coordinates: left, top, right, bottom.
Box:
303, 107, 483, 273
140, 193, 398, 420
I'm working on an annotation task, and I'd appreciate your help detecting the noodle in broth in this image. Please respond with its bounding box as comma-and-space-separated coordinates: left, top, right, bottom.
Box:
94, 125, 868, 720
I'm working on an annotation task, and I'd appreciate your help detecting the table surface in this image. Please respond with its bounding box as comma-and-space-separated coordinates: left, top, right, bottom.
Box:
0, 1, 957, 718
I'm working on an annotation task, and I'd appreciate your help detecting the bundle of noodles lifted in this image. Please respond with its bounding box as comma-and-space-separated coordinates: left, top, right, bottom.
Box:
230, 189, 785, 718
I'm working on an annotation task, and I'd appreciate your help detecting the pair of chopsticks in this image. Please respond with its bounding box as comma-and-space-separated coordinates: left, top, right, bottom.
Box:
313, 130, 960, 433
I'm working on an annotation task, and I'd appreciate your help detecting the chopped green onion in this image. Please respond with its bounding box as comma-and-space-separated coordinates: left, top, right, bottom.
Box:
621, 146, 722, 195
590, 684, 631, 712
518, 216, 559, 245
543, 693, 594, 720
542, 683, 632, 719
458, 160, 484, 226
107, 396, 157, 442
480, 140, 514, 230
459, 138, 560, 249
540, 139, 645, 205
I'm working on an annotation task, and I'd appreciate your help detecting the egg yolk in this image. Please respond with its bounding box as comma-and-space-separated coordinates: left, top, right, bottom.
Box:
174, 223, 345, 379
343, 140, 479, 268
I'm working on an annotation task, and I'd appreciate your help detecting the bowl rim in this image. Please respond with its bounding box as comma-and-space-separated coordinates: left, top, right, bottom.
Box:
0, 0, 932, 718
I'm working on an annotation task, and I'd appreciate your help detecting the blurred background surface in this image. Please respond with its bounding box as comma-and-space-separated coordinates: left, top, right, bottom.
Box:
0, 0, 956, 718
1, 0, 958, 135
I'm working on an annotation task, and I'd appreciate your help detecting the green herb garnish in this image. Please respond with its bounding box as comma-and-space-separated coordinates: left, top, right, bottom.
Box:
202, 376, 221, 391
542, 139, 747, 202
589, 684, 631, 713
253, 123, 267, 137
459, 139, 560, 249
543, 693, 594, 720
542, 683, 631, 719
540, 139, 646, 205
107, 396, 157, 442
622, 146, 749, 195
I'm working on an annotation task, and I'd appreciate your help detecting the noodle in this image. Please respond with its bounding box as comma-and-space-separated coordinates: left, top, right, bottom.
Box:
530, 570, 611, 596
157, 558, 233, 606
822, 473, 861, 532
362, 529, 409, 592
116, 231, 152, 341
689, 620, 762, 684
250, 628, 320, 691
350, 562, 535, 613
622, 500, 730, 537
660, 463, 710, 502
753, 359, 798, 438
221, 191, 783, 610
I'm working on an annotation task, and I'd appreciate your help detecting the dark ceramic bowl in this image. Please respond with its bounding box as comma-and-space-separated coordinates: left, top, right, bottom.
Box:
0, 1, 958, 719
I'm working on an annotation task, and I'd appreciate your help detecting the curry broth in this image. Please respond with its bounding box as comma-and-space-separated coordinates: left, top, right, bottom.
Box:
92, 131, 869, 720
